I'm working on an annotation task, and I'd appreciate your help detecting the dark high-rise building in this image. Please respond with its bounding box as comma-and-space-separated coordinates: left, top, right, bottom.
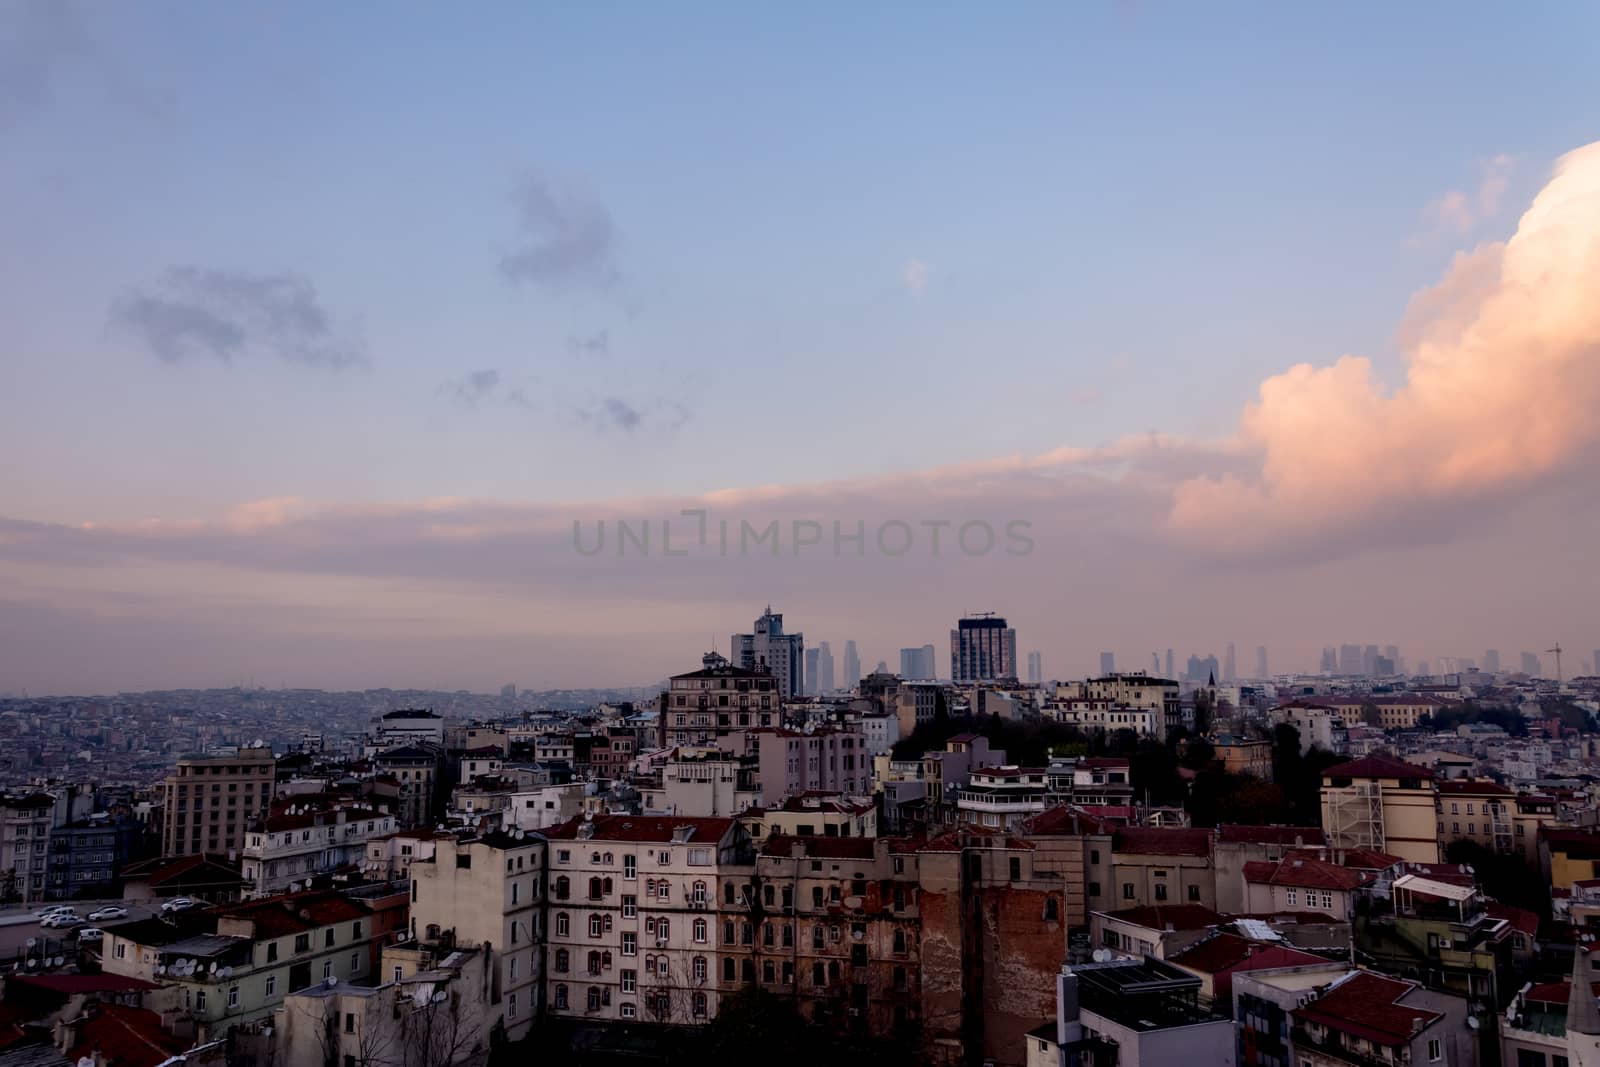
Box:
843, 640, 861, 690
1185, 654, 1220, 683
1338, 644, 1362, 675
1099, 652, 1116, 676
1483, 649, 1501, 674
1521, 651, 1542, 677
1361, 644, 1380, 676
1321, 646, 1337, 674
1029, 651, 1044, 685
1256, 646, 1269, 680
1165, 649, 1174, 679
1223, 643, 1237, 684
899, 644, 937, 680
950, 615, 1017, 683
731, 606, 805, 699
804, 647, 820, 695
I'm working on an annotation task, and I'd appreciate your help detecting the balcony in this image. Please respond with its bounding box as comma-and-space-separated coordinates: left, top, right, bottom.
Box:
1291, 1026, 1404, 1067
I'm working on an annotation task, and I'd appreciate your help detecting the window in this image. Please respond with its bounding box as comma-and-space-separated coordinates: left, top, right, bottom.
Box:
228, 987, 240, 1009
323, 960, 333, 979
1286, 888, 1298, 906
556, 913, 570, 936
1428, 1038, 1441, 1062
1154, 883, 1168, 901
590, 914, 603, 937
1187, 885, 1201, 902
893, 928, 907, 953
622, 969, 636, 993
1044, 897, 1059, 921
344, 1012, 355, 1034
622, 932, 637, 956
114, 943, 127, 960
295, 933, 311, 953
1088, 881, 1101, 897
621, 1002, 636, 1019
267, 942, 279, 963
623, 894, 637, 918
508, 992, 518, 1019
555, 876, 570, 900
588, 950, 601, 975
350, 951, 361, 974
1009, 857, 1021, 880
558, 849, 571, 863
724, 958, 737, 982
693, 991, 707, 1017
555, 949, 570, 972
658, 850, 672, 866
657, 881, 670, 901
694, 918, 707, 943
1122, 883, 1134, 899
624, 854, 636, 878
196, 990, 207, 1011
555, 984, 568, 1010
694, 956, 707, 982
590, 877, 603, 900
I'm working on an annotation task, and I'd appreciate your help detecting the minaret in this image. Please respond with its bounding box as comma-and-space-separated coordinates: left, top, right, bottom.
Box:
1568, 944, 1600, 1067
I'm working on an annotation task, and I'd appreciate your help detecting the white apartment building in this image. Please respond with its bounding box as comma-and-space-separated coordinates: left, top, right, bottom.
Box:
407, 830, 545, 1042
542, 815, 755, 1027
858, 712, 903, 758
643, 749, 760, 818
241, 801, 397, 898
954, 767, 1051, 830
1053, 673, 1181, 738
370, 709, 446, 750
508, 783, 589, 832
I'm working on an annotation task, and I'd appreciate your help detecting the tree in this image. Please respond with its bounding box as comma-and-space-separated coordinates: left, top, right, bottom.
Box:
701, 986, 815, 1066
1360, 701, 1382, 728
1192, 690, 1214, 736
399, 984, 483, 1067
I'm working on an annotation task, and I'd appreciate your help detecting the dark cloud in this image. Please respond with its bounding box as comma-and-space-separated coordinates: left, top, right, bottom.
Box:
567, 330, 610, 357
438, 368, 532, 410
498, 172, 620, 290
111, 267, 365, 369
598, 396, 641, 432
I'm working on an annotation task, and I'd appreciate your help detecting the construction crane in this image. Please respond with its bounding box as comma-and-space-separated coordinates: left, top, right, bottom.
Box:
1548, 643, 1564, 683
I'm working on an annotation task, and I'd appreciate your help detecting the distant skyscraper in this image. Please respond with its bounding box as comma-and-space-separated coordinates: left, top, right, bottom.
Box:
1099, 652, 1115, 676
817, 642, 835, 693
843, 641, 861, 690
1256, 646, 1268, 680
732, 606, 805, 699
899, 645, 936, 680
1384, 645, 1399, 671
1593, 649, 1600, 678
1028, 651, 1044, 685
1185, 653, 1220, 684
1165, 649, 1174, 679
1151, 652, 1160, 676
1320, 646, 1337, 674
1521, 651, 1542, 677
1338, 644, 1362, 675
1417, 660, 1430, 677
1362, 644, 1379, 676
1223, 643, 1237, 684
950, 615, 1017, 683
804, 647, 820, 695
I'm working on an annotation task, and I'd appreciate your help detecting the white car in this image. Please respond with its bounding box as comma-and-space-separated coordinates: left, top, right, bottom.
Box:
33, 906, 75, 920
75, 927, 104, 942
87, 906, 128, 922
160, 897, 197, 914
41, 913, 83, 928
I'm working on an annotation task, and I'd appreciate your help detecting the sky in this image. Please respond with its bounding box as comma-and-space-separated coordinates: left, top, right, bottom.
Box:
3, 1, 1600, 695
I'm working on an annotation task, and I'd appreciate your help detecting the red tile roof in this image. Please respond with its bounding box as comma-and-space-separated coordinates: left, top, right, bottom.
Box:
66, 1005, 185, 1067
1025, 806, 1117, 836
1170, 932, 1328, 975
1485, 901, 1539, 938
1218, 825, 1327, 846
1243, 857, 1369, 891
544, 815, 735, 843
1113, 827, 1213, 857
1294, 972, 1440, 1045
1322, 755, 1433, 780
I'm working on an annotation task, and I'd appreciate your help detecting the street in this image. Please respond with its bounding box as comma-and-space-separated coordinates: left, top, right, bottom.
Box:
0, 899, 164, 967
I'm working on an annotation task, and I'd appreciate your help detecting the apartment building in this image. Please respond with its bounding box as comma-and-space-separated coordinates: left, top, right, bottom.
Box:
101, 885, 407, 1040
373, 746, 442, 828
660, 653, 782, 754
541, 815, 755, 1028
160, 747, 276, 859
406, 830, 545, 1041
954, 767, 1051, 830
0, 792, 56, 902
1291, 971, 1475, 1067
759, 794, 877, 839
240, 796, 396, 898
746, 726, 869, 804
1109, 827, 1217, 910
1320, 755, 1440, 863
1053, 673, 1182, 738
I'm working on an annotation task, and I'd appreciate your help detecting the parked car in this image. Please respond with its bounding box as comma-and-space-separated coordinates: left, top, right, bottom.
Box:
33, 905, 75, 920
75, 927, 104, 942
160, 897, 197, 914
41, 913, 83, 928
87, 906, 128, 922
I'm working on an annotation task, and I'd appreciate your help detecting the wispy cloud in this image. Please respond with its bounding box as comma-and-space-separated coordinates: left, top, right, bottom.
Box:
498, 171, 620, 291
111, 268, 365, 369
1420, 154, 1514, 236
0, 0, 168, 131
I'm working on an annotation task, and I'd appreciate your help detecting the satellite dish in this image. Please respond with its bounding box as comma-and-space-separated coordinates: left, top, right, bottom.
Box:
52, 956, 63, 967
24, 939, 35, 950
26, 959, 36, 968
220, 966, 232, 978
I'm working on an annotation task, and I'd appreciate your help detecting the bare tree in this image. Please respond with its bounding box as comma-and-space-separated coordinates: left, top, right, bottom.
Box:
399, 985, 483, 1067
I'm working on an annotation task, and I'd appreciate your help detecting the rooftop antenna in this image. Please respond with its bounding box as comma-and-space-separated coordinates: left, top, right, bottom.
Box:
1547, 643, 1564, 683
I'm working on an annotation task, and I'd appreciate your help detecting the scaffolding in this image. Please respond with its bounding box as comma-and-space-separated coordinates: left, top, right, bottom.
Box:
1325, 782, 1385, 850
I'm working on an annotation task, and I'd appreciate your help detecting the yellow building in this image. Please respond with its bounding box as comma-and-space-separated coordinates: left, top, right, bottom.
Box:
1320, 755, 1439, 863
